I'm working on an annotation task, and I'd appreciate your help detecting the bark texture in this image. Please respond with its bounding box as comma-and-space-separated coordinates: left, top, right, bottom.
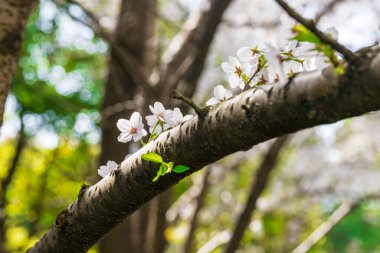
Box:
0, 0, 36, 127
27, 45, 380, 252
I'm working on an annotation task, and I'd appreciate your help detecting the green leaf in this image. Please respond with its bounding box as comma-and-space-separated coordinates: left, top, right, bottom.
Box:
173, 165, 191, 173
152, 163, 167, 182
142, 152, 163, 164
292, 24, 321, 44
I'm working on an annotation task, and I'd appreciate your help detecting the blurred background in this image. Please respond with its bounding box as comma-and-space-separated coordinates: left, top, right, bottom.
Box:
1, 0, 380, 252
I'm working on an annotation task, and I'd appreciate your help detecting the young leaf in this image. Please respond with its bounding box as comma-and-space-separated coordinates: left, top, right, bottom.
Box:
173, 165, 191, 173
292, 24, 321, 44
152, 163, 167, 182
142, 152, 163, 164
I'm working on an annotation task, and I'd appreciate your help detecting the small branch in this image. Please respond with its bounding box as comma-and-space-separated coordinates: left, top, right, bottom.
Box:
172, 90, 208, 117
291, 201, 354, 253
314, 0, 344, 24
1, 116, 25, 194
274, 0, 355, 62
196, 231, 231, 253
291, 193, 380, 253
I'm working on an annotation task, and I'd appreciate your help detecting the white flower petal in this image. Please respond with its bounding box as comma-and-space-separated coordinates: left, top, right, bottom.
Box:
107, 161, 118, 170
229, 56, 240, 67
98, 167, 109, 178
221, 62, 234, 73
206, 97, 220, 106
116, 119, 130, 132
130, 112, 142, 126
237, 47, 251, 62
118, 132, 133, 143
132, 132, 144, 142
153, 102, 165, 114
229, 75, 241, 89
285, 40, 298, 51
146, 115, 158, 127
214, 85, 226, 100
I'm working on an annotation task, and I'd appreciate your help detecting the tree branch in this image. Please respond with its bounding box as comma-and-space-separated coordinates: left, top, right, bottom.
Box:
28, 46, 380, 252
291, 201, 354, 253
224, 135, 290, 253
274, 0, 355, 61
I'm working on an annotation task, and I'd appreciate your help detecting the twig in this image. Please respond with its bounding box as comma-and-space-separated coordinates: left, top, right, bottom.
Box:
172, 90, 208, 117
274, 0, 355, 62
314, 0, 344, 23
197, 231, 231, 253
291, 201, 354, 253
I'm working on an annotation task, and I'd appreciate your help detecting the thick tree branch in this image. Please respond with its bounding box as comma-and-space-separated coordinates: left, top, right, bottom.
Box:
28, 46, 380, 252
274, 0, 355, 61
224, 135, 290, 253
0, 0, 37, 127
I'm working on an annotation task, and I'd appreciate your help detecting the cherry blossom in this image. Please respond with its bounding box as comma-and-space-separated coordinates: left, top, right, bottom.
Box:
221, 56, 248, 89
146, 102, 173, 134
117, 112, 147, 143
98, 160, 118, 178
206, 85, 233, 106
167, 108, 193, 127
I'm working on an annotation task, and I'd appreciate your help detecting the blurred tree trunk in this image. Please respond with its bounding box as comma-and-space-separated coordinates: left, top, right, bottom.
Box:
99, 1, 157, 253
0, 0, 37, 127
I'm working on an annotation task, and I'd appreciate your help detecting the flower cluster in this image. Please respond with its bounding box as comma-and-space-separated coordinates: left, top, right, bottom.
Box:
99, 26, 342, 179
207, 28, 340, 107
98, 102, 193, 178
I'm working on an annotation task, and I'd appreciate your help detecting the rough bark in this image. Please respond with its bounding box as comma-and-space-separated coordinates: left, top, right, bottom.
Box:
223, 136, 289, 253
27, 45, 380, 252
0, 0, 37, 127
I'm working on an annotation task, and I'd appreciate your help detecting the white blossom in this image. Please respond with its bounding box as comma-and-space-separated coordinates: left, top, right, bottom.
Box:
98, 160, 118, 178
206, 85, 233, 106
117, 112, 147, 143
145, 102, 173, 134
167, 108, 193, 127
221, 56, 247, 89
